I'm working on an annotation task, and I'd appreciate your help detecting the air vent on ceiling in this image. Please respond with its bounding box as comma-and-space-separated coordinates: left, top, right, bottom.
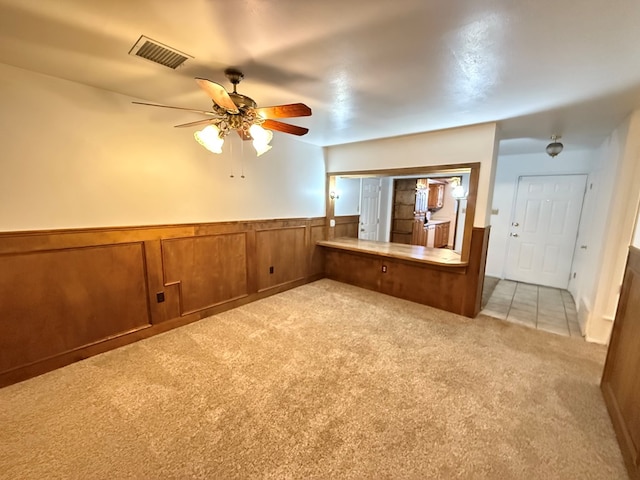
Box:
128, 35, 192, 69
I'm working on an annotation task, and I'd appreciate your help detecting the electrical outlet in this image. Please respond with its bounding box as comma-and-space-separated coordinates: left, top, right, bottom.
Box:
381, 265, 387, 273
156, 292, 165, 303
269, 266, 274, 274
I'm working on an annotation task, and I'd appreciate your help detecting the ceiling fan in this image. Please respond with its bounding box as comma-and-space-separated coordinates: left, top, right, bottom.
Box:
133, 68, 311, 155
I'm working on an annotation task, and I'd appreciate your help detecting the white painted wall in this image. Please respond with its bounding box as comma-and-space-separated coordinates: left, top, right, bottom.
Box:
0, 63, 325, 231
326, 123, 499, 227
485, 150, 595, 279
633, 210, 640, 247
333, 177, 361, 216
580, 110, 640, 343
333, 175, 392, 240
568, 132, 625, 336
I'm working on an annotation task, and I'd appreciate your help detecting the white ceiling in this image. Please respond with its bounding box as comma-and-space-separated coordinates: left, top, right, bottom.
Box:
2, 0, 640, 155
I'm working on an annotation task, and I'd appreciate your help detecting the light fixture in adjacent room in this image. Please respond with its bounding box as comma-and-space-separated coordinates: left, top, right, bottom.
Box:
546, 135, 564, 157
450, 177, 467, 200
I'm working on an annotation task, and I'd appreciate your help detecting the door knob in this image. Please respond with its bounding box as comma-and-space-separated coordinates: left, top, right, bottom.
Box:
360, 228, 365, 232
580, 245, 587, 249
510, 233, 519, 237
511, 222, 519, 227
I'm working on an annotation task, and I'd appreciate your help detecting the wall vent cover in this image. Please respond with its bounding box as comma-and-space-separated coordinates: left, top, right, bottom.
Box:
128, 35, 192, 69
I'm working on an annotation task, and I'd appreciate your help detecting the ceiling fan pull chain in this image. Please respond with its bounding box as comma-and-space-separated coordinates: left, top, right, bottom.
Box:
240, 137, 246, 179
229, 137, 235, 178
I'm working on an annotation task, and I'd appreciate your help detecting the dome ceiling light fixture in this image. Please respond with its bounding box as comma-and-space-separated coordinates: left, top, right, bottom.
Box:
546, 134, 564, 157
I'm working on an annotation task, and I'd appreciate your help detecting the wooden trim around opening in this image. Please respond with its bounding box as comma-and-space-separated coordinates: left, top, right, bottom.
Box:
326, 163, 480, 264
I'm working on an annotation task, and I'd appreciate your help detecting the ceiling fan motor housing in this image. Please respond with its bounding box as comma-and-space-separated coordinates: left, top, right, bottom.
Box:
229, 92, 257, 110
225, 68, 244, 86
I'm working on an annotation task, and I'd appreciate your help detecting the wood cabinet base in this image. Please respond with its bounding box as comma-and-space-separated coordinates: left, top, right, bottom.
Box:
323, 227, 489, 318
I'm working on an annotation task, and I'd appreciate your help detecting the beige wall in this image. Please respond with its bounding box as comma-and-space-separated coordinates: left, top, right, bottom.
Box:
584, 109, 640, 343
0, 63, 326, 231
325, 123, 499, 227
633, 210, 640, 247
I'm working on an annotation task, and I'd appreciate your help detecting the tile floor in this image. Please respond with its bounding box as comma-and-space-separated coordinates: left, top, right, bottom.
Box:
481, 280, 583, 338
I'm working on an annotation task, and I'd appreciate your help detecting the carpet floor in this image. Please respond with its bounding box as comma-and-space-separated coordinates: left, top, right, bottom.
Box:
0, 279, 627, 479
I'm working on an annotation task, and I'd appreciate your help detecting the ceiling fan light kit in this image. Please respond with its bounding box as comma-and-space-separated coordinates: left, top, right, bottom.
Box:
134, 68, 311, 157
546, 135, 564, 157
194, 125, 224, 154
249, 124, 274, 156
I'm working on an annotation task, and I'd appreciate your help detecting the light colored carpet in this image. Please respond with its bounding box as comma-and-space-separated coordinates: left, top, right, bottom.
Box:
0, 279, 627, 479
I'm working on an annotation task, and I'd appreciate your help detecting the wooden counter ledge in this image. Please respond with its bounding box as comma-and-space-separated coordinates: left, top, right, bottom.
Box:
317, 237, 467, 267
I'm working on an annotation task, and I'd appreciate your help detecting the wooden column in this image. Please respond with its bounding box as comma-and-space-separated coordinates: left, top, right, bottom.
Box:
601, 246, 640, 480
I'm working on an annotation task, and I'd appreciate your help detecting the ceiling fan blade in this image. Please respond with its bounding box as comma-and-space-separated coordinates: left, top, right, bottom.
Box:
132, 101, 219, 116
255, 103, 312, 119
174, 119, 215, 128
195, 78, 239, 114
262, 119, 309, 136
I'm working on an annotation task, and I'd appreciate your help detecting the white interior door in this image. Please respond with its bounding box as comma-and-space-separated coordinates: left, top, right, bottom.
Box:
505, 174, 587, 288
359, 178, 381, 240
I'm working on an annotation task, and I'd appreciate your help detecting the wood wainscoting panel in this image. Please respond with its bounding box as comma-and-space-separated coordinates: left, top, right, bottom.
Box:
309, 225, 326, 277
325, 250, 382, 292
334, 215, 360, 239
143, 239, 181, 323
381, 260, 464, 312
602, 246, 640, 480
162, 233, 248, 315
321, 227, 489, 317
462, 227, 491, 318
0, 217, 326, 387
0, 243, 150, 373
256, 226, 306, 291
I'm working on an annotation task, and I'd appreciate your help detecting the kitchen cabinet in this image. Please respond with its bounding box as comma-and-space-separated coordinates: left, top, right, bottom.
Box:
411, 214, 428, 246
428, 182, 445, 209
425, 221, 450, 248
413, 220, 451, 248
433, 221, 450, 248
